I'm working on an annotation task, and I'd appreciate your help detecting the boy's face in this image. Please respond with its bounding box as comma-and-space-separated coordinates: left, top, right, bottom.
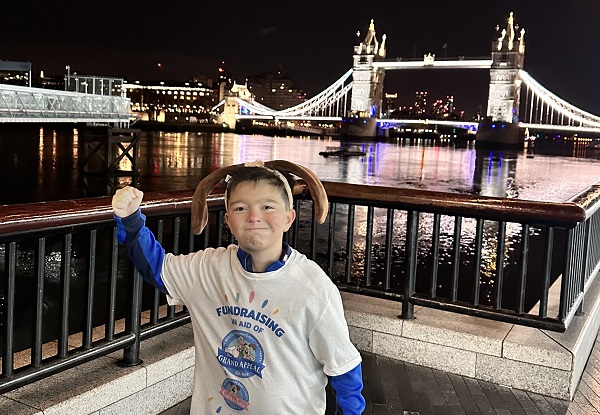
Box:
225, 180, 296, 256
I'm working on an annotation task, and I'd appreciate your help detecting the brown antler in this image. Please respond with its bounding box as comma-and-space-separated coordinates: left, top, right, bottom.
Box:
191, 163, 243, 234
264, 160, 328, 224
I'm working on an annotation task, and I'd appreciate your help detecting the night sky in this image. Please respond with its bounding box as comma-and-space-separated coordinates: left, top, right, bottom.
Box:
3, 0, 599, 117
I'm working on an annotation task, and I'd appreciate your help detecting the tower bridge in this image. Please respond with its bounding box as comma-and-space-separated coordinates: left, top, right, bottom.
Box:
218, 13, 600, 146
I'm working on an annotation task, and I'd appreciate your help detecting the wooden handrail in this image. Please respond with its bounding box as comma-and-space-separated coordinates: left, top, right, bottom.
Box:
0, 181, 591, 235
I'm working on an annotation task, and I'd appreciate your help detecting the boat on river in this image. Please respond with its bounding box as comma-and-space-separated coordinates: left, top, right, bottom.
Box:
319, 145, 366, 157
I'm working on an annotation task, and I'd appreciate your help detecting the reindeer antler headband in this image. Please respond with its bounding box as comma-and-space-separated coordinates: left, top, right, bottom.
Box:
191, 160, 328, 235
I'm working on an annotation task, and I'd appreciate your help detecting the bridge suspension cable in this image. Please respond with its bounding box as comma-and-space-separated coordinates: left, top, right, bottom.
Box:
237, 69, 353, 119
519, 70, 600, 128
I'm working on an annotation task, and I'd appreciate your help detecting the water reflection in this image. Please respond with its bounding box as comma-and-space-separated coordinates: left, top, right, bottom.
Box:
1, 127, 599, 205
473, 149, 520, 198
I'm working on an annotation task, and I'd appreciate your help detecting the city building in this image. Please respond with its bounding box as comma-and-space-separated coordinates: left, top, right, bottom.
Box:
124, 80, 218, 122
384, 93, 398, 116
247, 71, 306, 110
0, 60, 32, 87
445, 95, 455, 115
414, 91, 427, 115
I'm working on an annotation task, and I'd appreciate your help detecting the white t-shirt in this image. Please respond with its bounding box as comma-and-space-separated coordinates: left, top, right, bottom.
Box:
162, 245, 361, 414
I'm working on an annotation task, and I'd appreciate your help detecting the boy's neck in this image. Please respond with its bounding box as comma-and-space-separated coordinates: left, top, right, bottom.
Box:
237, 243, 292, 273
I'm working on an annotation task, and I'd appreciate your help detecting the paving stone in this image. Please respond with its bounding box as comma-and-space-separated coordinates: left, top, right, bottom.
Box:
159, 332, 600, 415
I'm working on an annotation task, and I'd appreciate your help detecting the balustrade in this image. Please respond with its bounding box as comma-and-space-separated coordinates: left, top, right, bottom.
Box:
1, 182, 599, 394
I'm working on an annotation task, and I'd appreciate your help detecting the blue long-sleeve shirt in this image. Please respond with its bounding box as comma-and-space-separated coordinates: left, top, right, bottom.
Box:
116, 209, 365, 414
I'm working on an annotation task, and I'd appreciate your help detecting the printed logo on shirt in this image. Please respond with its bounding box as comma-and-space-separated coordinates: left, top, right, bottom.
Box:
215, 303, 286, 338
218, 330, 265, 378
219, 378, 250, 411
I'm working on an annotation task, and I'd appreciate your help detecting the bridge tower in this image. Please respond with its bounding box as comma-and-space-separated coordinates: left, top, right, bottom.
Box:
477, 12, 526, 147
341, 20, 387, 138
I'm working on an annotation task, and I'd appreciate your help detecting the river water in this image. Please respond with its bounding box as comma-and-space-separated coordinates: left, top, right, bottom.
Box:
1, 125, 599, 205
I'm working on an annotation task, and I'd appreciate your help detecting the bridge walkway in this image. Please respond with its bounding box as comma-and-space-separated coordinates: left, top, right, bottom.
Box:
160, 332, 600, 415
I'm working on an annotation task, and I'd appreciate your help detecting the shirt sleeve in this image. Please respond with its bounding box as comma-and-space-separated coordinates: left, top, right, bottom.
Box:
309, 286, 362, 376
331, 363, 366, 414
309, 285, 365, 413
115, 209, 169, 295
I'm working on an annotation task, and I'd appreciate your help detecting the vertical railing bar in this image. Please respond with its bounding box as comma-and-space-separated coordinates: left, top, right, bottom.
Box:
151, 220, 164, 324
345, 205, 355, 283
472, 219, 484, 306
403, 211, 418, 319
517, 225, 530, 315
120, 269, 143, 366
577, 220, 591, 315
364, 206, 374, 286
33, 237, 46, 366
383, 209, 394, 291
571, 224, 582, 315
309, 201, 318, 261
429, 214, 441, 298
217, 211, 224, 247
559, 228, 574, 320
188, 215, 195, 253
451, 216, 462, 302
539, 227, 554, 319
59, 233, 72, 357
169, 217, 181, 318
494, 222, 506, 310
571, 226, 581, 313
202, 216, 211, 249
291, 199, 300, 248
3, 242, 16, 376
84, 230, 97, 349
327, 203, 337, 277
106, 227, 119, 340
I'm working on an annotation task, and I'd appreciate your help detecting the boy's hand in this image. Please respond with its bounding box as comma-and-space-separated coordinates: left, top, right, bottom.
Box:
112, 186, 144, 218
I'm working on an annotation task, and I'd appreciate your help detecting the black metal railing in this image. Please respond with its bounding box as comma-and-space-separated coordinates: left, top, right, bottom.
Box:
1, 181, 599, 394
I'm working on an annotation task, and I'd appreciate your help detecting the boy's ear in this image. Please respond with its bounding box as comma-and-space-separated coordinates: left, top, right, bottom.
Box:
284, 209, 296, 231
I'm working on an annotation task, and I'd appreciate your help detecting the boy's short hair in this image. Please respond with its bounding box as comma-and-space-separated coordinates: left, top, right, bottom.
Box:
225, 167, 294, 211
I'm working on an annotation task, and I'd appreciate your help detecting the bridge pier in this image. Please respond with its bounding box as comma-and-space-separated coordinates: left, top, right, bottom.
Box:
475, 120, 524, 148
340, 117, 378, 138
78, 126, 141, 194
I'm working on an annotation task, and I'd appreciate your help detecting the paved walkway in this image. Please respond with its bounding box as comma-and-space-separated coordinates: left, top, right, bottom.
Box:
160, 333, 600, 415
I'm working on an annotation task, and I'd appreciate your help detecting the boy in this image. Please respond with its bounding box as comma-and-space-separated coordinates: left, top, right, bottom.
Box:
112, 161, 365, 414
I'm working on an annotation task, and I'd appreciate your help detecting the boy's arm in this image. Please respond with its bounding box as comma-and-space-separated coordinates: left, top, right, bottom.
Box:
330, 363, 365, 414
112, 186, 168, 294
115, 210, 168, 294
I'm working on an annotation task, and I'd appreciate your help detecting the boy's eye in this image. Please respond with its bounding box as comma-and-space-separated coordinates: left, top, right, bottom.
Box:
232, 206, 246, 212
263, 205, 275, 210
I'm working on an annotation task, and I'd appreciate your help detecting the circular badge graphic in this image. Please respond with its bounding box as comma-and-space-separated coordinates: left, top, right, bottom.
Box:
220, 378, 250, 411
218, 330, 265, 378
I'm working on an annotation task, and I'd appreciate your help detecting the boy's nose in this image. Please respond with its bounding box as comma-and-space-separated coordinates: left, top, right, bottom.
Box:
247, 209, 262, 221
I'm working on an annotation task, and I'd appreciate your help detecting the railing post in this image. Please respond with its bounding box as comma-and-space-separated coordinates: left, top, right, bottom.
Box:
576, 220, 591, 316
559, 228, 574, 321
402, 211, 418, 319
120, 269, 144, 366
2, 242, 16, 377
